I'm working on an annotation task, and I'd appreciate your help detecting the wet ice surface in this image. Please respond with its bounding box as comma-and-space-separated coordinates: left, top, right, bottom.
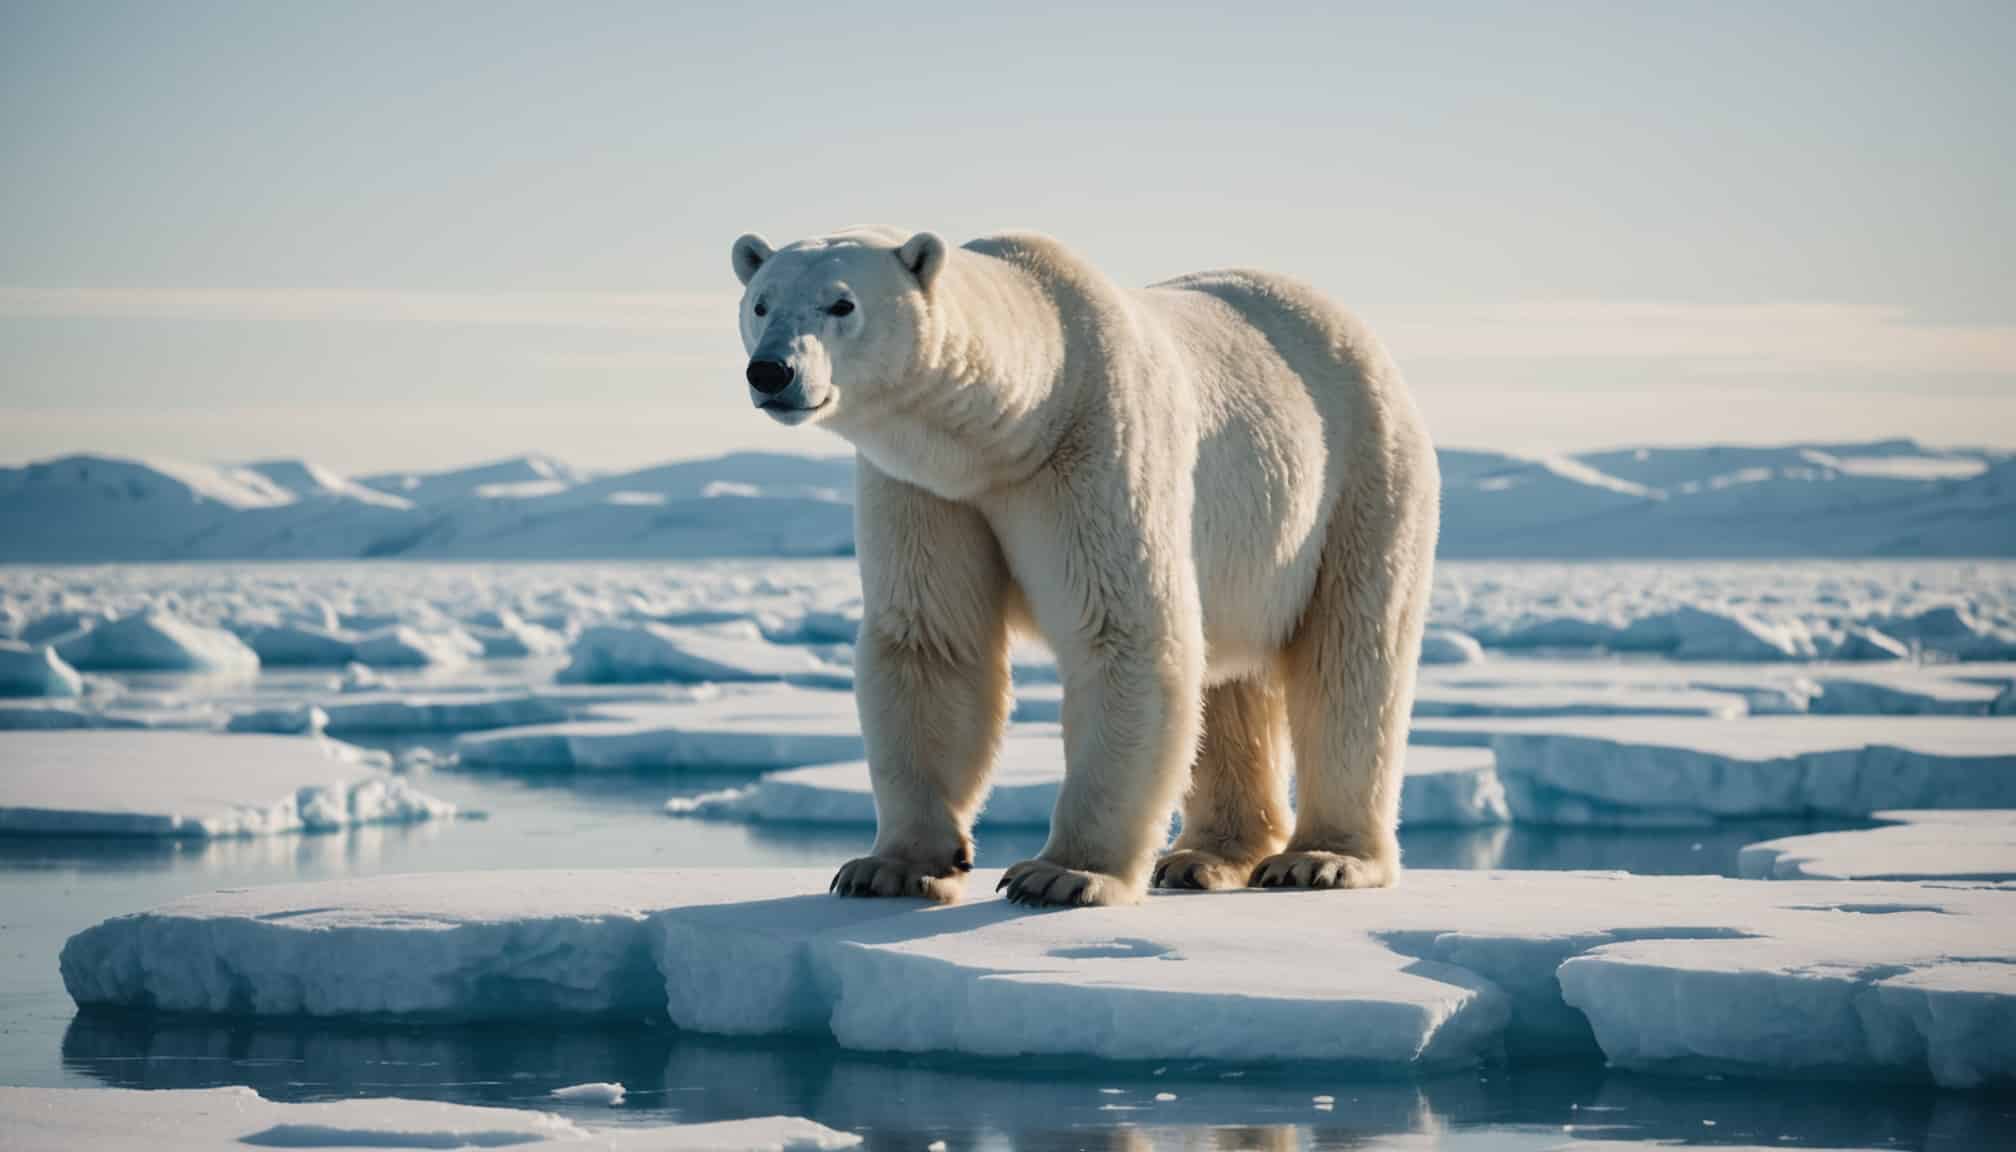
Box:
2, 560, 2014, 1148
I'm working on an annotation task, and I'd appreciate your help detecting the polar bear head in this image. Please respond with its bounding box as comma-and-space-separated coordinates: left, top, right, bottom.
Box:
730, 228, 946, 429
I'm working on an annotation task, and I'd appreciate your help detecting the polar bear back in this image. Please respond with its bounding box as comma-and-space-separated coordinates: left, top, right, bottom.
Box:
1126, 270, 1422, 679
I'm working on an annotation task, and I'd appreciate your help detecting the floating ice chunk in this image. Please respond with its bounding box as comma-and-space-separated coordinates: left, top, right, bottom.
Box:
19, 609, 115, 646
1739, 810, 2016, 881
0, 1086, 860, 1152
61, 868, 2014, 1085
224, 702, 329, 735
1486, 616, 1624, 651
679, 730, 1065, 828
61, 868, 706, 1016
467, 609, 568, 657
1875, 606, 2016, 662
54, 611, 259, 675
349, 625, 483, 667
339, 661, 386, 691
795, 605, 863, 645
1413, 682, 1745, 719
236, 622, 358, 666
559, 621, 851, 687
1611, 607, 1815, 661
1412, 715, 2016, 824
1822, 625, 1911, 662
1419, 629, 1486, 665
676, 741, 1508, 829
1400, 747, 1511, 826
1809, 670, 2008, 716
309, 691, 573, 735
0, 641, 82, 698
1557, 924, 2016, 1088
457, 687, 861, 773
0, 730, 448, 837
550, 1081, 626, 1105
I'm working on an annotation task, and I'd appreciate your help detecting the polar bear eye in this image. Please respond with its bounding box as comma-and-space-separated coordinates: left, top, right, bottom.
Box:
826, 299, 855, 318
752, 299, 768, 318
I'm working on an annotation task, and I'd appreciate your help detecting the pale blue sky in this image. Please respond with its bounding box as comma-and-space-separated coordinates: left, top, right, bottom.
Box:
2, 0, 2011, 472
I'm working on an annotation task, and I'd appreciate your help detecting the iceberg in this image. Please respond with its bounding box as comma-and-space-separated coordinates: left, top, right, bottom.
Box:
60, 868, 2015, 1086
0, 730, 452, 837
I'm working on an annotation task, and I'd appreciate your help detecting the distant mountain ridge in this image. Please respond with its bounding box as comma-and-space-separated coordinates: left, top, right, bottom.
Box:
1, 440, 2009, 562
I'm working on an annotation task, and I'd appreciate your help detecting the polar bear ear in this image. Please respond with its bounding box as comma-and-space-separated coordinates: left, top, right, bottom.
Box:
896, 232, 947, 292
731, 234, 774, 286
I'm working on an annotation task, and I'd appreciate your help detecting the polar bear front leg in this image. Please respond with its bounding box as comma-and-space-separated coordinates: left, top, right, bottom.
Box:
833, 462, 1014, 903
994, 488, 1206, 908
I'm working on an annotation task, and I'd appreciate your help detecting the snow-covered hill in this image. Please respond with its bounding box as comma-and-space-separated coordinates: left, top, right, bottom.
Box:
1, 441, 2007, 561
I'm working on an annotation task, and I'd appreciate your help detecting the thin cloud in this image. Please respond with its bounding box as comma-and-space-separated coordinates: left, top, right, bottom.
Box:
0, 287, 739, 331
1391, 300, 2016, 376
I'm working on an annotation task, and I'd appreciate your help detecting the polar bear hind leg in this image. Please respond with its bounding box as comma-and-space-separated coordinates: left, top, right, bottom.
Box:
1153, 675, 1292, 889
1254, 460, 1438, 890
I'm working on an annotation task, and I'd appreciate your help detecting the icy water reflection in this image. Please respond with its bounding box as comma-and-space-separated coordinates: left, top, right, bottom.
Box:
59, 1013, 2013, 1150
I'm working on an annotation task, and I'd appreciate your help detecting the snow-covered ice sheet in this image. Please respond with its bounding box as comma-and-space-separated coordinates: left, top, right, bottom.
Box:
673, 741, 1508, 828
0, 1086, 860, 1152
0, 730, 453, 837
457, 687, 865, 773
62, 867, 2016, 1086
1411, 715, 2016, 825
1740, 810, 2016, 881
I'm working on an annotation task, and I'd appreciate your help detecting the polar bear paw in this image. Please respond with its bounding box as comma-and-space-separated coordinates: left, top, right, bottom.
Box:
1249, 849, 1395, 890
1151, 849, 1256, 891
997, 859, 1134, 908
831, 854, 970, 903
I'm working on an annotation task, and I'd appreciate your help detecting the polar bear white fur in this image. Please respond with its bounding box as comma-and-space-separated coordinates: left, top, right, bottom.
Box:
731, 227, 1440, 907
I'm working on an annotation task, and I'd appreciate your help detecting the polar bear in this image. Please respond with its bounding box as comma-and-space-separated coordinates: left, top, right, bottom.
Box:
731, 227, 1439, 907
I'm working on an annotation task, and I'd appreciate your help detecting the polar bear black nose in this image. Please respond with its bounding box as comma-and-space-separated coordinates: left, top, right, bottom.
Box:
746, 359, 795, 396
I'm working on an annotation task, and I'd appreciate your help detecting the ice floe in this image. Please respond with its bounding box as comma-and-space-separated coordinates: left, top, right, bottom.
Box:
0, 730, 453, 837
60, 867, 2016, 1086
0, 1086, 860, 1152
549, 1081, 627, 1106
457, 687, 864, 773
1739, 809, 2016, 881
54, 611, 259, 675
1413, 715, 2016, 825
559, 621, 852, 687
